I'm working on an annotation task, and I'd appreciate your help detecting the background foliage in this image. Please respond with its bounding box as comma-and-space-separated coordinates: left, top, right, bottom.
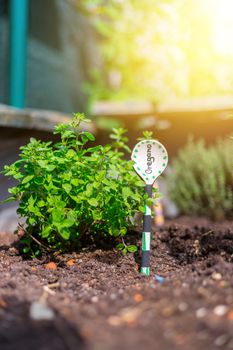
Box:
168, 137, 233, 220
78, 0, 233, 103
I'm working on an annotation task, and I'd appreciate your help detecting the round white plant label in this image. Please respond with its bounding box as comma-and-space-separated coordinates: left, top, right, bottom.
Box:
131, 139, 168, 185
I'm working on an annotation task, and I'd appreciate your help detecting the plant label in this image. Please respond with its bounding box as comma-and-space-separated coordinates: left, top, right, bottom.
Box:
131, 140, 168, 184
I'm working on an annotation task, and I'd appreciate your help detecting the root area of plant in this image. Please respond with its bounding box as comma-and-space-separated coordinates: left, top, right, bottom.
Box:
0, 216, 232, 350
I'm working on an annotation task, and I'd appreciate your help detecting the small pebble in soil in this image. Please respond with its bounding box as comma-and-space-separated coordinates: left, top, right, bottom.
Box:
108, 315, 121, 327
91, 296, 99, 303
213, 305, 228, 316
30, 301, 55, 321
178, 302, 188, 312
133, 293, 143, 303
66, 259, 75, 266
45, 262, 57, 270
161, 306, 175, 317
196, 307, 207, 318
110, 293, 117, 300
214, 334, 229, 347
197, 287, 210, 298
227, 310, 233, 320
81, 283, 90, 289
219, 280, 228, 288
212, 272, 222, 281
154, 275, 166, 283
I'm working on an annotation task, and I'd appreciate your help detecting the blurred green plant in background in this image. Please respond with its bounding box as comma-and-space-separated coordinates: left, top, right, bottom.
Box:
167, 137, 233, 220
78, 0, 233, 104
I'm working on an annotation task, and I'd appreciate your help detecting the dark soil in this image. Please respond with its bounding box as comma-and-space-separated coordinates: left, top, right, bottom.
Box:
0, 216, 233, 350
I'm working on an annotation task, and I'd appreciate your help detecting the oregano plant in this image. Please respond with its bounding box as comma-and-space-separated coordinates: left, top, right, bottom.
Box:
2, 113, 159, 256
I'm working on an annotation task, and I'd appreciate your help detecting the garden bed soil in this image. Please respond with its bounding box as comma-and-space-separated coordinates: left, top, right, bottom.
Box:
0, 216, 232, 350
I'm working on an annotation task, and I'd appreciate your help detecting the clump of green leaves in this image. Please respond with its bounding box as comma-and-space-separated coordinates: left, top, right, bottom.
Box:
137, 131, 154, 141
3, 113, 158, 256
168, 137, 233, 220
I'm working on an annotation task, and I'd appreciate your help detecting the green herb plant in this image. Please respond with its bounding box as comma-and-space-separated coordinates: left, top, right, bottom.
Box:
3, 113, 159, 256
168, 137, 233, 220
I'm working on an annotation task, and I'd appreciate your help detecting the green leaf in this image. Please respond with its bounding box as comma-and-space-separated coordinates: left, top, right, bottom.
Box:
127, 245, 138, 253
52, 209, 64, 223
116, 243, 124, 250
1, 196, 15, 204
88, 198, 99, 207
71, 179, 79, 186
119, 227, 127, 235
146, 198, 155, 206
28, 196, 35, 206
14, 159, 24, 168
23, 247, 30, 254
135, 180, 145, 187
122, 187, 132, 199
67, 149, 76, 158
34, 176, 44, 185
62, 183, 72, 193
85, 183, 94, 196
84, 132, 95, 141
87, 146, 102, 152
103, 145, 111, 152
47, 165, 56, 172
92, 210, 102, 220
63, 219, 75, 228
38, 160, 47, 168
41, 226, 52, 238
139, 205, 144, 213
63, 211, 77, 227
62, 130, 75, 139
67, 210, 77, 222
22, 175, 34, 184
29, 217, 36, 225
59, 227, 70, 240
122, 248, 128, 255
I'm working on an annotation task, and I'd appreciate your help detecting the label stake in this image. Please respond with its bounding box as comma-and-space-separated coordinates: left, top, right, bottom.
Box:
131, 139, 168, 276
